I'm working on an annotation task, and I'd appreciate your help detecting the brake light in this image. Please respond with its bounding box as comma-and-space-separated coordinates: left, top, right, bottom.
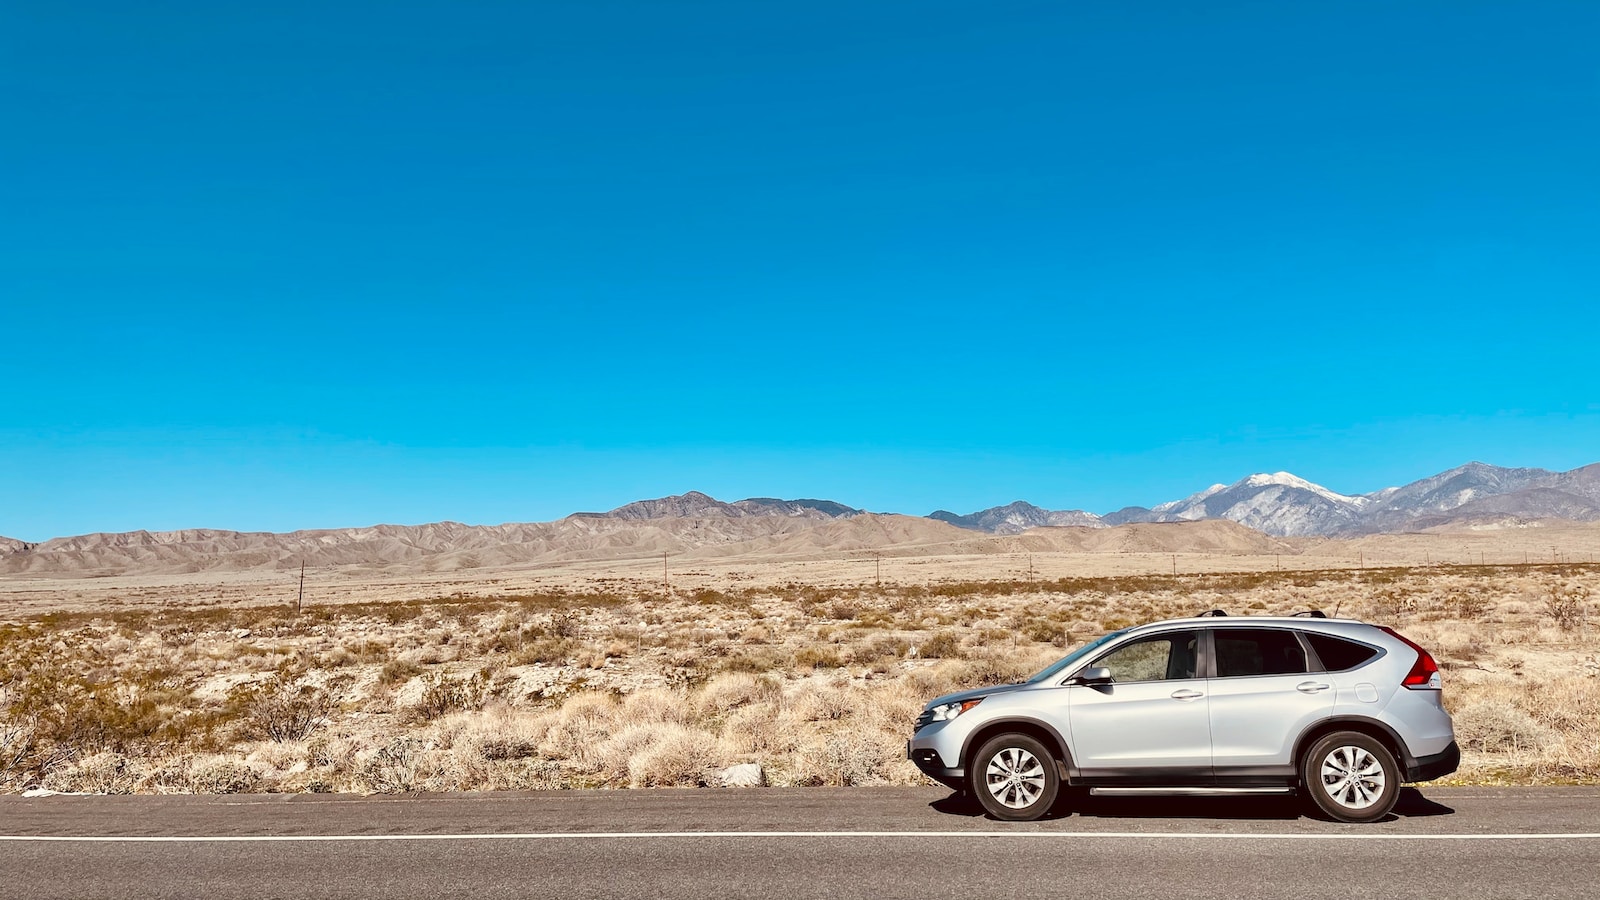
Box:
1380, 626, 1441, 690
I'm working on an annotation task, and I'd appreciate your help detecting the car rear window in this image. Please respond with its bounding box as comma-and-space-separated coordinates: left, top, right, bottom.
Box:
1213, 629, 1308, 677
1305, 633, 1381, 672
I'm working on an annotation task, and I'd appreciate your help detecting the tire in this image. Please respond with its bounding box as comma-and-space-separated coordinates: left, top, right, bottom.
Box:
970, 733, 1060, 821
1301, 731, 1400, 823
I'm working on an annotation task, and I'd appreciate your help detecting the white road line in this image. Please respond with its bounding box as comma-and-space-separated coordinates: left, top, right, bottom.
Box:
2, 831, 1599, 843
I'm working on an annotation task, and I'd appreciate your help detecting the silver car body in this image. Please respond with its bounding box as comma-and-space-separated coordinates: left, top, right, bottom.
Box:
908, 616, 1458, 792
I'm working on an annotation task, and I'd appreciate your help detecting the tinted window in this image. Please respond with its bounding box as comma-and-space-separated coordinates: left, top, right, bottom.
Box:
1214, 629, 1308, 677
1093, 631, 1198, 682
1306, 633, 1381, 672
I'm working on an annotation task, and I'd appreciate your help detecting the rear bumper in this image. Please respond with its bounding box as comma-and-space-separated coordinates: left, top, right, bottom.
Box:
1406, 740, 1461, 783
907, 741, 965, 790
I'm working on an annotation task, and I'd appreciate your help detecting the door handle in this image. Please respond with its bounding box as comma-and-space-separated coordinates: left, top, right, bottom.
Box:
1169, 689, 1204, 701
1296, 682, 1332, 694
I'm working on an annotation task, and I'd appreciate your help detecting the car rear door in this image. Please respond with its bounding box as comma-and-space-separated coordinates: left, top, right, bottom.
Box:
1205, 627, 1335, 781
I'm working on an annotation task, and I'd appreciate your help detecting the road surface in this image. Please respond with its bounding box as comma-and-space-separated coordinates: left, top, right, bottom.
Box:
2, 786, 1597, 899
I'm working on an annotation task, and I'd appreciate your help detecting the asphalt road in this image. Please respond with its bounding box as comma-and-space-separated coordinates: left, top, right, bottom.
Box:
2, 786, 1598, 900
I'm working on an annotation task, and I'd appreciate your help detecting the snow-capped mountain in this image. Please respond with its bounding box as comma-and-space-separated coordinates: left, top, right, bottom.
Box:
973, 472, 1373, 537
1139, 471, 1371, 537
937, 462, 1600, 537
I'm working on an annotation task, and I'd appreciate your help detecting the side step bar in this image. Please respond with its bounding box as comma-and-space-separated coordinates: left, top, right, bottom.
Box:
1089, 786, 1294, 797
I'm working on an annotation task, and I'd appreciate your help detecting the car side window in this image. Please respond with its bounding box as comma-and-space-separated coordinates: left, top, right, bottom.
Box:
1214, 628, 1308, 677
1091, 631, 1198, 683
1305, 633, 1381, 672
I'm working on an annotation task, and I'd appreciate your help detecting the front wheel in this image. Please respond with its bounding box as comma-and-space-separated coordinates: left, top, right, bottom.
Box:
970, 733, 1060, 821
1301, 731, 1400, 823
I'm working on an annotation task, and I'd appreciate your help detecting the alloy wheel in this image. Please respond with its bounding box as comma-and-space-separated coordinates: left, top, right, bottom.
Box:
985, 746, 1046, 810
1319, 744, 1387, 810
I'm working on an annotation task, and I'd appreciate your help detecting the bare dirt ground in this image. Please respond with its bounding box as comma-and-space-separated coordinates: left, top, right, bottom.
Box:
1, 524, 1596, 795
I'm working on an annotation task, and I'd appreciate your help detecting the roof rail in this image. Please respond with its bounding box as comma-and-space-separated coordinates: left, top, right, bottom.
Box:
1196, 609, 1229, 617
1291, 610, 1328, 618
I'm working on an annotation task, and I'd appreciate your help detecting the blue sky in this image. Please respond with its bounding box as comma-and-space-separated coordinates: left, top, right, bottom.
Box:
4, 1, 1598, 541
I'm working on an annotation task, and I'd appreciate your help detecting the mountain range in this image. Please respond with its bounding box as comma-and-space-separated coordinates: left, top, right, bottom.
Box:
2, 461, 1597, 576
564, 462, 1599, 539
1095, 461, 1600, 537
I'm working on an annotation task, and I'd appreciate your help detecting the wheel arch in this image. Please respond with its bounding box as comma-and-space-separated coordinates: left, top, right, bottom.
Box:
1293, 716, 1410, 785
961, 718, 1077, 783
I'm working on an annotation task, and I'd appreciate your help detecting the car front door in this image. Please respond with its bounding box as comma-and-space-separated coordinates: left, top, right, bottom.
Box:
1067, 629, 1212, 782
1205, 627, 1336, 780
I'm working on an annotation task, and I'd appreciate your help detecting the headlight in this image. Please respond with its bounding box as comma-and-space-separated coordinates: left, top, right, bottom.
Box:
929, 698, 984, 722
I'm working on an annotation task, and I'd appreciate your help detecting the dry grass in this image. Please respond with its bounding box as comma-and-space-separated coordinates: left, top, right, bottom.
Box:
1, 562, 1596, 793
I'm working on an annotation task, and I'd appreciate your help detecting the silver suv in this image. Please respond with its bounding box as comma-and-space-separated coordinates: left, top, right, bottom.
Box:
908, 612, 1458, 823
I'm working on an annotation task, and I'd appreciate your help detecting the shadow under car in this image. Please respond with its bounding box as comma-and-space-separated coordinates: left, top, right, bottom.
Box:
930, 786, 1455, 822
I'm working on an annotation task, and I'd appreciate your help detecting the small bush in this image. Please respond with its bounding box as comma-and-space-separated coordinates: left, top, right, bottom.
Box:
625, 725, 722, 787
1022, 620, 1069, 645
1545, 585, 1589, 631
188, 759, 263, 794
0, 712, 34, 788
793, 647, 843, 669
548, 613, 580, 638
1451, 590, 1491, 620
359, 739, 423, 793
231, 672, 344, 742
479, 736, 540, 761
792, 732, 890, 787
720, 651, 779, 673
722, 703, 786, 755
538, 693, 618, 769
595, 724, 663, 782
1373, 588, 1418, 622
410, 671, 490, 723
1455, 701, 1550, 753
791, 685, 855, 722
41, 751, 139, 794
957, 654, 1039, 688
510, 637, 576, 666
378, 658, 424, 687
619, 688, 689, 727
918, 631, 963, 659
698, 673, 779, 716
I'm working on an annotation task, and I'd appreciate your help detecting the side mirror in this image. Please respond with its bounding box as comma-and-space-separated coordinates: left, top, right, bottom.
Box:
1074, 666, 1112, 685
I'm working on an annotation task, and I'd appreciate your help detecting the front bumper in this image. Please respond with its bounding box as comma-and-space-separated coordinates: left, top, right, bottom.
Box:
907, 741, 965, 790
1406, 740, 1461, 783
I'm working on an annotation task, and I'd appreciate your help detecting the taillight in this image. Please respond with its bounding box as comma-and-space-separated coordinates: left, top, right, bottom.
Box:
1380, 626, 1441, 690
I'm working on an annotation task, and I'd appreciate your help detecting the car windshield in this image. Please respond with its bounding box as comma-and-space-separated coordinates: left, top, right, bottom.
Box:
1024, 629, 1129, 684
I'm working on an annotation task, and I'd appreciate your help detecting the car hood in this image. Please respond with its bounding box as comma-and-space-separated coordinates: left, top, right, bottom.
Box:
923, 680, 1031, 710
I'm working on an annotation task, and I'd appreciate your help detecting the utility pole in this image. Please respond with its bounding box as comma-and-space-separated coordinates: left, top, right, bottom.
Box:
662, 553, 669, 593
1028, 554, 1034, 581
1171, 554, 1177, 576
297, 560, 305, 615
875, 553, 882, 587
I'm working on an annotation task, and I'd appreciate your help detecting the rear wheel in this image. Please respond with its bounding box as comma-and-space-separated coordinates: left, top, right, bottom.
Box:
970, 733, 1060, 821
1301, 731, 1400, 823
